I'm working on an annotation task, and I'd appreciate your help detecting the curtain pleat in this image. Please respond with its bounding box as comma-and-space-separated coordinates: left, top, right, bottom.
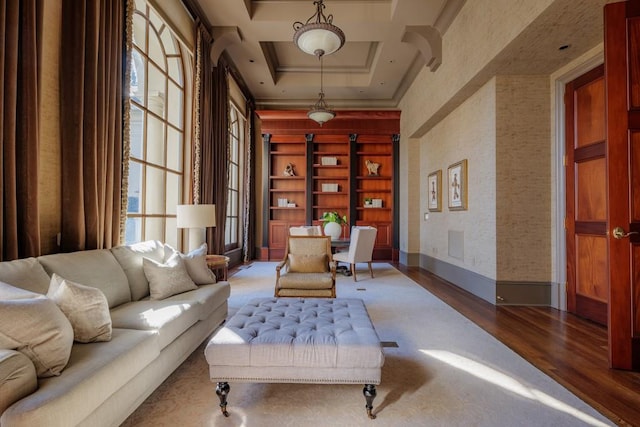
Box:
60, 0, 123, 251
1, 0, 43, 260
198, 26, 229, 255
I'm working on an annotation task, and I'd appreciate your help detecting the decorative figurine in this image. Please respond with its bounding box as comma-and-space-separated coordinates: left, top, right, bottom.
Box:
365, 160, 380, 176
283, 163, 296, 176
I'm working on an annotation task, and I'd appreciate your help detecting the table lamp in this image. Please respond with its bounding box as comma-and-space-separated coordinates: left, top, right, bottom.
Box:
177, 204, 216, 251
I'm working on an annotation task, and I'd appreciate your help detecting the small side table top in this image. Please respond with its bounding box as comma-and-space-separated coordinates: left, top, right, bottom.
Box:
205, 254, 230, 281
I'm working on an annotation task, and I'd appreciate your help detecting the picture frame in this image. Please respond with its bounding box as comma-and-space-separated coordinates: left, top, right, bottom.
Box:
447, 159, 468, 211
427, 170, 442, 212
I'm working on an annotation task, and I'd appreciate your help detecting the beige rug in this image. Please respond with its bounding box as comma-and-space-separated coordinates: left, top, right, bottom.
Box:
122, 262, 613, 427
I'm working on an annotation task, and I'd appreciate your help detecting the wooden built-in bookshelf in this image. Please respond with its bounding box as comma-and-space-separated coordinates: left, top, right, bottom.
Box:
257, 110, 399, 261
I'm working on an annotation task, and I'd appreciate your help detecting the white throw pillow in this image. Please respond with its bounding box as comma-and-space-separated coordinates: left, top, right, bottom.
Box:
0, 296, 73, 377
47, 274, 112, 343
143, 252, 198, 299
164, 243, 216, 285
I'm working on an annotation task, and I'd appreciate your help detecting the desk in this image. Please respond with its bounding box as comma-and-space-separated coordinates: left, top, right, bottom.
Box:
205, 255, 230, 281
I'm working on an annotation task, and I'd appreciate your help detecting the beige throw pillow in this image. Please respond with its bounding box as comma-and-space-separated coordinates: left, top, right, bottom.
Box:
47, 274, 112, 343
0, 296, 73, 377
288, 254, 328, 273
143, 252, 198, 300
164, 243, 216, 285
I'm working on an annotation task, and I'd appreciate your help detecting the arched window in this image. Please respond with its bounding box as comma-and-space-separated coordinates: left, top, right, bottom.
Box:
126, 2, 187, 248
226, 103, 246, 251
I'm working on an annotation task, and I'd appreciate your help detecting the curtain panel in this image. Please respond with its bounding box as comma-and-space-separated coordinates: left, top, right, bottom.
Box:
0, 0, 43, 260
197, 25, 229, 255
59, 0, 124, 251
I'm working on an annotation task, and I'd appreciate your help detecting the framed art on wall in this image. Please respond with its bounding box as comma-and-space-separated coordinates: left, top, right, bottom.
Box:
427, 170, 442, 212
448, 159, 467, 210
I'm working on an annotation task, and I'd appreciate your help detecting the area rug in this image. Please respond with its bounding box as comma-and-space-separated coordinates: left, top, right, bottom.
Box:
122, 262, 613, 426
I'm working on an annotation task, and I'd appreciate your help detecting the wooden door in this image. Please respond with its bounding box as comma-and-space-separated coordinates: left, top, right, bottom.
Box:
565, 65, 608, 325
604, 0, 640, 370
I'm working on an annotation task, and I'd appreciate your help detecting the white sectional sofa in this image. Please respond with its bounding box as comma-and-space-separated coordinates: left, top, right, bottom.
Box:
0, 241, 230, 427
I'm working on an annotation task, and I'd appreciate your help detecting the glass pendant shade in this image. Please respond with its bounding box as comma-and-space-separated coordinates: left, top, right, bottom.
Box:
294, 23, 345, 57
293, 0, 345, 57
308, 94, 335, 126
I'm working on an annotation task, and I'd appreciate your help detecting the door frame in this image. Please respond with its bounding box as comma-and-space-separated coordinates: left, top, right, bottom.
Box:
552, 50, 604, 311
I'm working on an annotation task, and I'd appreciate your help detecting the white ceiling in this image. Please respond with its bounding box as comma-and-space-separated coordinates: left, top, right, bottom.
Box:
193, 0, 611, 110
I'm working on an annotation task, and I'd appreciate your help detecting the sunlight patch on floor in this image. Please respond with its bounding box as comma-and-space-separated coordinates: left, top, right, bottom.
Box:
420, 350, 609, 427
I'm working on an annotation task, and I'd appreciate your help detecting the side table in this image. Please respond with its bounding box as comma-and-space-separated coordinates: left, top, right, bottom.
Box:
205, 254, 230, 281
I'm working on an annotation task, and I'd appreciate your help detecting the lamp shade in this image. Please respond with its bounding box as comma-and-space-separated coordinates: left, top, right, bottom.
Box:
176, 204, 216, 228
294, 24, 345, 57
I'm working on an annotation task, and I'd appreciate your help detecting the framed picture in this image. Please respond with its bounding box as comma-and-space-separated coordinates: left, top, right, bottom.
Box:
427, 170, 442, 212
447, 159, 468, 210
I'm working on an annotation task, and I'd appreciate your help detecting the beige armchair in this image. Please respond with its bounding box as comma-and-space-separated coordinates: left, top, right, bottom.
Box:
275, 236, 336, 298
333, 226, 377, 281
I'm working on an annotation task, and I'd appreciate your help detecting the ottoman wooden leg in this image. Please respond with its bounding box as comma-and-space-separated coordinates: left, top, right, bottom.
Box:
363, 384, 377, 419
216, 382, 230, 417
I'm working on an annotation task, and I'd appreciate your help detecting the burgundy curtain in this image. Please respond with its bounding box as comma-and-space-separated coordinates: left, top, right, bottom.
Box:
0, 0, 43, 260
59, 0, 123, 251
198, 25, 229, 255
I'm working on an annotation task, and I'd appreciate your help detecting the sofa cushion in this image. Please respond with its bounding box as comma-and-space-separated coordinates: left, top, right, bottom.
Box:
164, 243, 216, 285
0, 297, 73, 377
0, 257, 51, 294
38, 250, 131, 308
0, 328, 159, 427
0, 280, 44, 300
0, 350, 37, 415
47, 274, 112, 343
109, 299, 201, 349
143, 252, 197, 300
163, 281, 231, 320
110, 240, 165, 301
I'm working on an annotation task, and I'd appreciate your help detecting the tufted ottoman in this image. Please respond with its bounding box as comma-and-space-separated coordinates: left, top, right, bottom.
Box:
204, 297, 385, 419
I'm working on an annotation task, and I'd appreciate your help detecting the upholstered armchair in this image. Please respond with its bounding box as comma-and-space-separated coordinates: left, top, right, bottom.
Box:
275, 236, 336, 297
289, 225, 323, 236
333, 226, 377, 281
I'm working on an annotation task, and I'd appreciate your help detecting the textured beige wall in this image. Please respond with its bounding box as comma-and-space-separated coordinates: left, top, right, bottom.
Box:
419, 79, 498, 280
495, 75, 551, 282
39, 0, 62, 255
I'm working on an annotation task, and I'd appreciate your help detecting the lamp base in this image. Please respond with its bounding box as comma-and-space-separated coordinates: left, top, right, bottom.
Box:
187, 228, 206, 252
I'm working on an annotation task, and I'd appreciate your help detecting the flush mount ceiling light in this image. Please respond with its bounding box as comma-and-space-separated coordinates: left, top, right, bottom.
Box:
307, 55, 335, 126
293, 0, 345, 57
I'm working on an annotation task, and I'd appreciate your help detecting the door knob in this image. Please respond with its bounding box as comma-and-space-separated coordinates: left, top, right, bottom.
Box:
612, 226, 639, 239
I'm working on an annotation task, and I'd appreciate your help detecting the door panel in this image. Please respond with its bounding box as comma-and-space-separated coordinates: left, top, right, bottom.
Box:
566, 64, 608, 325
604, 1, 640, 370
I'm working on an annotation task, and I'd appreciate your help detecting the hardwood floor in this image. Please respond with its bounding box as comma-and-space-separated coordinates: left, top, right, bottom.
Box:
395, 265, 640, 427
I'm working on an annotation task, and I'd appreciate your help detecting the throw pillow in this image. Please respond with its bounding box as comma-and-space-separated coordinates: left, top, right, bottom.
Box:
288, 254, 328, 273
47, 274, 112, 343
143, 252, 198, 300
0, 297, 73, 377
164, 243, 216, 285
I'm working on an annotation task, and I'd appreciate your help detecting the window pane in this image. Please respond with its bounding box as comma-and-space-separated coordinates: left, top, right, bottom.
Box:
167, 57, 182, 84
147, 62, 166, 117
127, 161, 143, 213
130, 50, 146, 107
134, 0, 146, 13
148, 29, 165, 70
161, 28, 178, 55
125, 217, 142, 244
165, 217, 178, 248
146, 115, 165, 166
148, 7, 163, 33
132, 14, 146, 50
167, 81, 183, 128
129, 104, 144, 159
165, 172, 180, 215
167, 127, 183, 172
229, 164, 239, 189
144, 217, 164, 242
145, 166, 165, 214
